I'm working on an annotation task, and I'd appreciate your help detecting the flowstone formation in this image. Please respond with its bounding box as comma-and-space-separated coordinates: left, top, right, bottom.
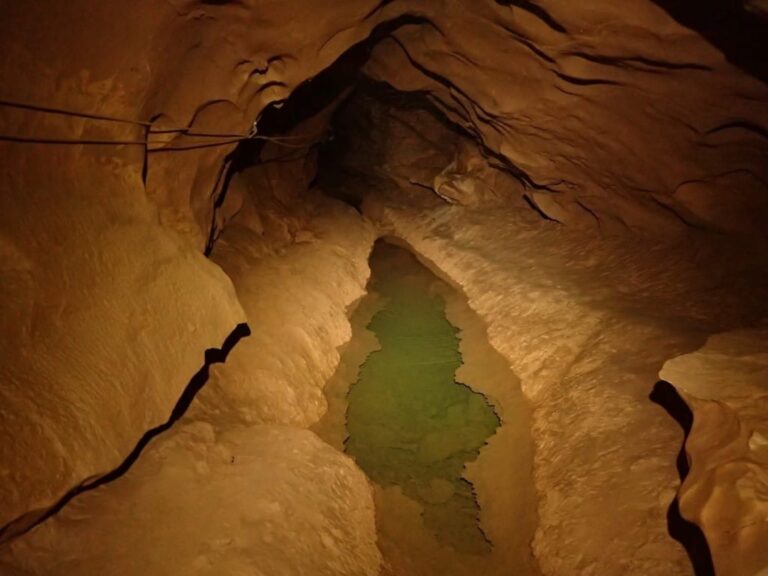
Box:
346, 242, 500, 554
1, 1, 767, 574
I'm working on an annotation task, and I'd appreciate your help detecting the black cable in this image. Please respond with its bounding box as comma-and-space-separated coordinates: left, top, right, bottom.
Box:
0, 135, 148, 146
0, 97, 323, 151
147, 138, 247, 152
0, 134, 317, 150
0, 97, 319, 142
0, 98, 152, 127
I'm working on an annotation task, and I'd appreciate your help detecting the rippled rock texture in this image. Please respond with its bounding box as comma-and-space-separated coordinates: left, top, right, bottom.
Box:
1, 1, 767, 575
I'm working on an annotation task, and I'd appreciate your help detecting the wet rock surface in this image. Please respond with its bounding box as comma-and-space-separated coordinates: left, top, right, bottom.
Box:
0, 1, 767, 574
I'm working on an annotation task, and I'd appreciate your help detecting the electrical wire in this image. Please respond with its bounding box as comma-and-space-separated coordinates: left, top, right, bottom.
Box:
0, 135, 148, 146
0, 98, 152, 126
149, 136, 317, 152
0, 132, 317, 150
149, 128, 313, 141
0, 97, 320, 149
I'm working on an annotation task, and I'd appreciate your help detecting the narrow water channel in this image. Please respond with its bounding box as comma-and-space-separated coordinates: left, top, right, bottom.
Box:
314, 238, 539, 576
346, 241, 500, 554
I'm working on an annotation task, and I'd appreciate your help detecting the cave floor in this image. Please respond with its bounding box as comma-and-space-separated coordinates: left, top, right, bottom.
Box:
2, 188, 767, 576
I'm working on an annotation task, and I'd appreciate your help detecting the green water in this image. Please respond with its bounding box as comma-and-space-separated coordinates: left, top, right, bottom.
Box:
346, 242, 500, 555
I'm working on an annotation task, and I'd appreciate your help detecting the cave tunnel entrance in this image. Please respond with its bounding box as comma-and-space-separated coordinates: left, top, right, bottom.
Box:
3, 1, 768, 574
202, 22, 543, 572
205, 15, 539, 255
199, 13, 724, 575
314, 79, 474, 212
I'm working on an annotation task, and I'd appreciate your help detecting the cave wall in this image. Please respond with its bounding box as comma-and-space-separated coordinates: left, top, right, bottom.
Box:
363, 1, 768, 232
661, 329, 768, 576
193, 165, 376, 427
0, 0, 387, 535
1, 423, 382, 576
366, 199, 768, 575
0, 1, 255, 530
323, 83, 536, 209
1, 0, 767, 570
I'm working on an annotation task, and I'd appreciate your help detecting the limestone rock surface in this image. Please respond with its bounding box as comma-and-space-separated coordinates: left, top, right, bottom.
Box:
0, 144, 247, 531
661, 329, 768, 576
193, 174, 376, 426
0, 0, 767, 573
364, 191, 768, 575
0, 423, 381, 576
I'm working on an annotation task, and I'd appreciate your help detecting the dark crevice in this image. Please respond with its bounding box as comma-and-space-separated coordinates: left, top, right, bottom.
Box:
364, 0, 396, 20
408, 179, 436, 192
0, 322, 251, 545
388, 36, 505, 123
673, 168, 768, 193
494, 0, 568, 34
204, 153, 236, 256
563, 51, 712, 73
409, 178, 448, 203
483, 149, 559, 192
705, 120, 768, 140
552, 69, 623, 87
575, 199, 602, 226
650, 0, 768, 84
648, 195, 704, 230
495, 23, 557, 64
523, 193, 561, 222
553, 84, 587, 98
650, 380, 716, 576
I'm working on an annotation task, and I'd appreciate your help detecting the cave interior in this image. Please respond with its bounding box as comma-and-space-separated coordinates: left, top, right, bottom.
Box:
1, 2, 767, 576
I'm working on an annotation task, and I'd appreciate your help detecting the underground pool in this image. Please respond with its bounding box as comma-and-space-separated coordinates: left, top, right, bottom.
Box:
345, 241, 500, 553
